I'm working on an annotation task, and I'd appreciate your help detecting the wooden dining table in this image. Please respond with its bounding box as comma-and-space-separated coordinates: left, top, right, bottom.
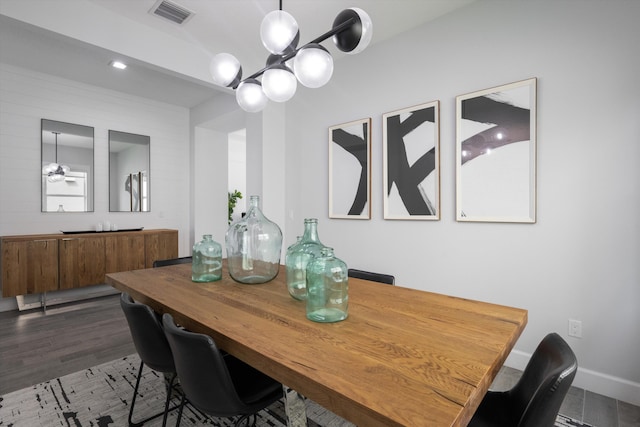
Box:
106, 262, 527, 427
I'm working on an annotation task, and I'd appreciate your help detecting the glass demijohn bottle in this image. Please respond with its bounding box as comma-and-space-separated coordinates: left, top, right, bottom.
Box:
285, 218, 324, 300
192, 234, 222, 282
225, 195, 283, 284
306, 247, 348, 323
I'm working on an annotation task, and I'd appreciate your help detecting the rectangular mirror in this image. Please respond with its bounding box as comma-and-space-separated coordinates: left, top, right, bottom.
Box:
109, 130, 150, 212
41, 119, 94, 212
455, 78, 537, 223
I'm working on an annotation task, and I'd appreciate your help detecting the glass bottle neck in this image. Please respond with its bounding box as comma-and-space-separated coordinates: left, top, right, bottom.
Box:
303, 220, 321, 243
247, 196, 261, 217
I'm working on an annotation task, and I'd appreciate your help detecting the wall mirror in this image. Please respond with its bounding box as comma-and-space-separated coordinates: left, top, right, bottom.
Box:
41, 119, 94, 212
109, 130, 150, 212
455, 78, 537, 223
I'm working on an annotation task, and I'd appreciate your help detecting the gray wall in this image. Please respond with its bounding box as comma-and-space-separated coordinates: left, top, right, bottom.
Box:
284, 0, 640, 403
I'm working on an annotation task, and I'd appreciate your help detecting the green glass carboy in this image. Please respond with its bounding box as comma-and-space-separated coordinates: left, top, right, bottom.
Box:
192, 234, 222, 282
306, 247, 348, 323
225, 195, 282, 284
285, 218, 324, 300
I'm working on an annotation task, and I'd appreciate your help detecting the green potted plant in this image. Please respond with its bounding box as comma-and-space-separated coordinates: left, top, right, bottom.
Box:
228, 190, 243, 224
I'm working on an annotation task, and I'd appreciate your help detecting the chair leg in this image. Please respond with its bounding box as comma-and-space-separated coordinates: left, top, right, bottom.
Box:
161, 373, 177, 427
128, 360, 180, 427
128, 360, 145, 427
175, 393, 187, 427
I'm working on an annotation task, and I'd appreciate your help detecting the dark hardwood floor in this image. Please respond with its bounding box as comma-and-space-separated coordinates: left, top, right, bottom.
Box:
0, 293, 135, 395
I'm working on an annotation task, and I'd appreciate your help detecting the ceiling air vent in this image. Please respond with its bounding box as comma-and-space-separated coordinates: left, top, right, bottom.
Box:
149, 0, 194, 25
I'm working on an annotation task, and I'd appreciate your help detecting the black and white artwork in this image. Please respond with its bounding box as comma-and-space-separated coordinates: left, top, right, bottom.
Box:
456, 78, 537, 223
383, 101, 440, 220
329, 118, 371, 219
125, 173, 140, 212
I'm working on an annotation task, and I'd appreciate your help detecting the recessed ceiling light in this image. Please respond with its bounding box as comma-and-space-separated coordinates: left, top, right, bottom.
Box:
110, 60, 127, 70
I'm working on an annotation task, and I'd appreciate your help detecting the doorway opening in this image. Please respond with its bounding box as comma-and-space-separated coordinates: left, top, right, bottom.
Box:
228, 129, 246, 223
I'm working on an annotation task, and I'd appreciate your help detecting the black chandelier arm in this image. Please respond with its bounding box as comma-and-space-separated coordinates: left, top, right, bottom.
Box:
242, 17, 356, 83
306, 16, 356, 47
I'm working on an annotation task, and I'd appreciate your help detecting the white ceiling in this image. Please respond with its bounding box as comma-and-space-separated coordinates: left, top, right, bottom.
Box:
0, 0, 474, 108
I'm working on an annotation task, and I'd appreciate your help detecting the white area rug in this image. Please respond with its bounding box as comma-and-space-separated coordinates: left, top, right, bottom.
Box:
0, 354, 591, 426
0, 354, 350, 426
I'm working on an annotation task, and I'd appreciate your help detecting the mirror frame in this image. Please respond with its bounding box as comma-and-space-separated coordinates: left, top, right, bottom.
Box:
455, 78, 537, 223
108, 130, 150, 212
41, 119, 95, 213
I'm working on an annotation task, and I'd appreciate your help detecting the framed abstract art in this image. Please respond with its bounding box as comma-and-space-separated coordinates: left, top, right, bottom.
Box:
382, 101, 440, 220
456, 78, 537, 223
329, 118, 371, 219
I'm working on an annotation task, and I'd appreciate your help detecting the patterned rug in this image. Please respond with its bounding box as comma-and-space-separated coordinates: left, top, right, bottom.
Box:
0, 354, 593, 426
556, 415, 595, 427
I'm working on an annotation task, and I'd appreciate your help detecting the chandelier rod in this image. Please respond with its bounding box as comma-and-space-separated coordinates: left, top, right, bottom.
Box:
53, 131, 59, 164
244, 17, 356, 83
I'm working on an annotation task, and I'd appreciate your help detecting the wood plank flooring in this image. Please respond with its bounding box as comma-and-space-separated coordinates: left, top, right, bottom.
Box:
0, 294, 134, 395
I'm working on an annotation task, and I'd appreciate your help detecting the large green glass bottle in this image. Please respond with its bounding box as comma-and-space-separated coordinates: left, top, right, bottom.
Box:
192, 234, 222, 282
225, 195, 282, 284
306, 247, 348, 323
285, 218, 324, 300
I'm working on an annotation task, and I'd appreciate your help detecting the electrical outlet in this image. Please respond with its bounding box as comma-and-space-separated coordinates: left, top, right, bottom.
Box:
568, 319, 582, 338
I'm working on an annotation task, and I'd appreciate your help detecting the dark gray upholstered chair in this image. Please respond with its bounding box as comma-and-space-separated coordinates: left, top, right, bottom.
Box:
152, 256, 192, 268
347, 268, 395, 285
468, 332, 578, 427
120, 293, 179, 427
162, 313, 283, 427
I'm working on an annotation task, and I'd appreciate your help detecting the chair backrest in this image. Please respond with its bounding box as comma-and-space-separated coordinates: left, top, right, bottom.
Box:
348, 268, 395, 285
119, 293, 174, 373
153, 256, 192, 268
512, 332, 578, 427
162, 313, 255, 417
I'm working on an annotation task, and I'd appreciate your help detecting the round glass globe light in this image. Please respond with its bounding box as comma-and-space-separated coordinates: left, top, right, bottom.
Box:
351, 8, 373, 54
43, 163, 58, 174
209, 53, 242, 87
262, 66, 297, 102
293, 45, 334, 88
236, 79, 268, 112
260, 10, 299, 54
332, 7, 373, 55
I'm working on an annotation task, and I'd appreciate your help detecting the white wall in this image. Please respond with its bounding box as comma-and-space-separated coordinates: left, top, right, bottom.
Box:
192, 126, 228, 246
285, 0, 640, 404
0, 64, 191, 309
228, 129, 247, 222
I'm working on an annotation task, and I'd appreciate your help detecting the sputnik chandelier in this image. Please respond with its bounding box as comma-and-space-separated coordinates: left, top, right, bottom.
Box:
209, 1, 373, 112
42, 131, 70, 182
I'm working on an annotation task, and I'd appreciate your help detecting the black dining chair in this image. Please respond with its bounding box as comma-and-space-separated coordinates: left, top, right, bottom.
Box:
162, 313, 283, 427
468, 332, 578, 427
152, 256, 192, 268
120, 293, 180, 427
348, 268, 395, 285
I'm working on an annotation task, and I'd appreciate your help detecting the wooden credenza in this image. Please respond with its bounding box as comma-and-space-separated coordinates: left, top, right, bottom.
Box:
1, 229, 178, 298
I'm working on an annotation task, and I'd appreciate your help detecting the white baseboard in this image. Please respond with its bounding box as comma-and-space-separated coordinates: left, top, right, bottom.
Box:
505, 349, 640, 407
